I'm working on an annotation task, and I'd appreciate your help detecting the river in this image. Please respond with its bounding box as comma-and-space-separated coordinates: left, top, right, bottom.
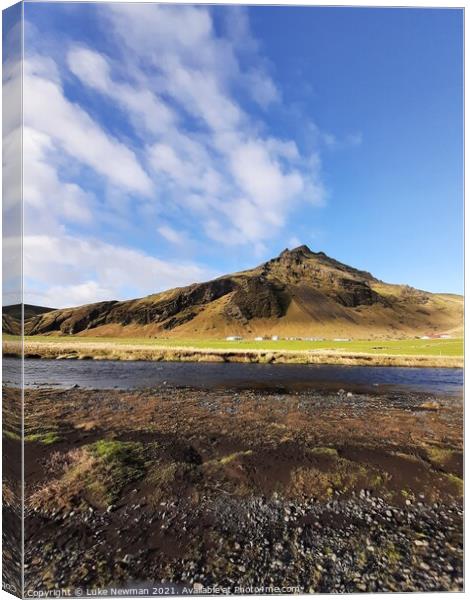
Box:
2, 357, 463, 396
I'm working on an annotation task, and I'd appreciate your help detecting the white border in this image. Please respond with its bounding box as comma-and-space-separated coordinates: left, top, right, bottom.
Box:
0, 2, 465, 599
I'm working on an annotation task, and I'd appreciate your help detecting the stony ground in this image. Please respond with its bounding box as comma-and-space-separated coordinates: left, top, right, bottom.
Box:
2, 384, 464, 594
24, 491, 463, 593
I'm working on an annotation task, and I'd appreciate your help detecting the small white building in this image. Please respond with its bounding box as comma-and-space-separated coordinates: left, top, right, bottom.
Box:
254, 336, 264, 341
271, 335, 280, 341
226, 336, 242, 341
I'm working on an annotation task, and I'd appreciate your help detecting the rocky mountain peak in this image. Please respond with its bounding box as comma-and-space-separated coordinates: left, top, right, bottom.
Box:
279, 244, 314, 258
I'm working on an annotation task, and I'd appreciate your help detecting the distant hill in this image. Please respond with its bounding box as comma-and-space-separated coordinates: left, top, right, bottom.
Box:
23, 246, 463, 339
3, 303, 56, 321
2, 304, 55, 335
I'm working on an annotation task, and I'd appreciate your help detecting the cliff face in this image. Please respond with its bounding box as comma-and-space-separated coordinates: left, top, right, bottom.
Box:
22, 246, 463, 339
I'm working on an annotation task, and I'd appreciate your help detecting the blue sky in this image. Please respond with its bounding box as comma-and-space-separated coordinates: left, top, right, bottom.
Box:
13, 3, 464, 306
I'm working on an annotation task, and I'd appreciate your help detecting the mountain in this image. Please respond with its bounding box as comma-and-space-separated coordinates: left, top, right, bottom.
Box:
25, 245, 463, 339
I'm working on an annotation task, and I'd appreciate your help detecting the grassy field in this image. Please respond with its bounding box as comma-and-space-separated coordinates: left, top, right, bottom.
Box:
11, 335, 463, 357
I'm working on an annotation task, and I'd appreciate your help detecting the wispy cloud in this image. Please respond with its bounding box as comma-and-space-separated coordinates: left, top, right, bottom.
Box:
75, 3, 326, 246
19, 4, 360, 307
157, 224, 186, 245
323, 131, 363, 150
24, 55, 153, 196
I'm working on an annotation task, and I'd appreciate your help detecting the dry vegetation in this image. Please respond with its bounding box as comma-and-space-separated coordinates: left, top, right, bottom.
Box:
15, 385, 462, 512
3, 338, 463, 368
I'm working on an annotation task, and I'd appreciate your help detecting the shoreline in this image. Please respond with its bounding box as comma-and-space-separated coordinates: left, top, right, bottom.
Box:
3, 340, 464, 368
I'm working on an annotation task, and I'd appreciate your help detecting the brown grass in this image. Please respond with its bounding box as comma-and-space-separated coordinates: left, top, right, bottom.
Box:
5, 340, 463, 368
29, 447, 98, 510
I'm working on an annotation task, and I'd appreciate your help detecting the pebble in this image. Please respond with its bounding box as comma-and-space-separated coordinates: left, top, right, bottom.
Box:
414, 539, 429, 547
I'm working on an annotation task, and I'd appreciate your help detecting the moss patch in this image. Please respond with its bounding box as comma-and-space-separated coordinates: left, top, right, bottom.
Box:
219, 450, 253, 465
26, 431, 63, 445
309, 447, 339, 458
87, 440, 146, 502
445, 473, 463, 496
425, 446, 455, 469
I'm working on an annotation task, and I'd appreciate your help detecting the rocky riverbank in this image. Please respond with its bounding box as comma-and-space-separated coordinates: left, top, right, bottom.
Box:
2, 384, 463, 593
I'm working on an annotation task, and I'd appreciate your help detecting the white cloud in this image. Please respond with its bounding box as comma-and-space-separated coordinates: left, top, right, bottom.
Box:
40, 281, 115, 309
99, 4, 325, 246
229, 140, 303, 215
2, 127, 22, 216
67, 46, 176, 137
24, 55, 154, 196
246, 69, 280, 107
165, 59, 244, 131
2, 58, 22, 138
2, 45, 23, 306
157, 225, 186, 245
148, 141, 223, 198
149, 143, 197, 184
106, 3, 214, 63
24, 234, 213, 308
2, 55, 22, 217
23, 126, 94, 234
288, 236, 302, 248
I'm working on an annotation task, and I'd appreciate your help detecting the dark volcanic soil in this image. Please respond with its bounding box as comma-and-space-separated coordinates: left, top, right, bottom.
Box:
2, 385, 463, 594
